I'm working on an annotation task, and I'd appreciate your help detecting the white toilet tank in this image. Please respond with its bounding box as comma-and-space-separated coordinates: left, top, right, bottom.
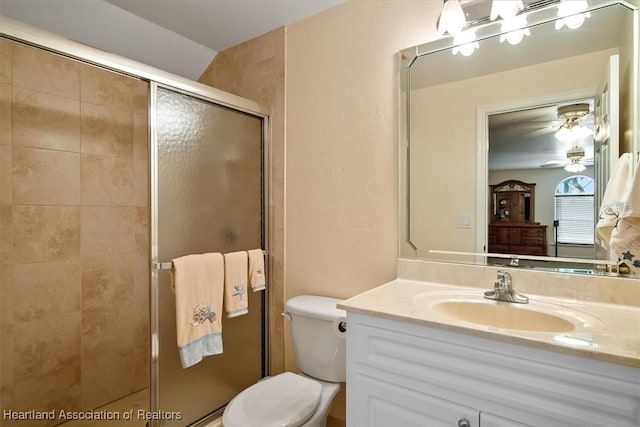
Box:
285, 295, 347, 383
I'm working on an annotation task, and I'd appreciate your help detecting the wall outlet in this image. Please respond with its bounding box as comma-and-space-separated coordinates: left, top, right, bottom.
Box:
457, 214, 473, 229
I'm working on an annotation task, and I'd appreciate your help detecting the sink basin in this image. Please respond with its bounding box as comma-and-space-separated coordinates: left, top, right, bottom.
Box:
431, 300, 574, 332
412, 290, 603, 333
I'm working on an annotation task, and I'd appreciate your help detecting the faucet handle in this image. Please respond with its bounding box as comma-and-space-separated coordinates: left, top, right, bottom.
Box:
495, 270, 512, 290
496, 270, 512, 282
487, 270, 528, 304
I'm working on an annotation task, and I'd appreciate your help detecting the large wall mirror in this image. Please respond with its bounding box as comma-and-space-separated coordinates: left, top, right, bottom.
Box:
400, 0, 639, 277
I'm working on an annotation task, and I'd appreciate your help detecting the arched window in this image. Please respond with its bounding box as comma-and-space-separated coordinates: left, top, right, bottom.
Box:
554, 175, 594, 245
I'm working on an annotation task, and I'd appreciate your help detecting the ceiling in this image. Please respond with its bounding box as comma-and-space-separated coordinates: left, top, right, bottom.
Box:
102, 0, 344, 53
488, 102, 595, 171
0, 0, 343, 79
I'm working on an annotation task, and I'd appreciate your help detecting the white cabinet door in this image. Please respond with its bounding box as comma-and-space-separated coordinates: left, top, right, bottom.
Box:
346, 312, 640, 427
350, 373, 479, 427
481, 412, 532, 427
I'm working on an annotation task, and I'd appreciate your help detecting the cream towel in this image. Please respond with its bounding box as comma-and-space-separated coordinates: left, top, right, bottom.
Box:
247, 249, 266, 292
610, 157, 640, 274
224, 251, 249, 318
172, 253, 224, 369
596, 153, 633, 243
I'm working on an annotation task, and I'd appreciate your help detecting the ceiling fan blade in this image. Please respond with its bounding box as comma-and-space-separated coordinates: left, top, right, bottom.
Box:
539, 160, 566, 168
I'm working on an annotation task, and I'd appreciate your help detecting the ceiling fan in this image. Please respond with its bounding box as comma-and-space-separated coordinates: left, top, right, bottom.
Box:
539, 103, 594, 171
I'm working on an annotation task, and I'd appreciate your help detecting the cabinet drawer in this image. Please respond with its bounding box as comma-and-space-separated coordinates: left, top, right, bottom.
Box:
521, 236, 544, 245
521, 228, 544, 238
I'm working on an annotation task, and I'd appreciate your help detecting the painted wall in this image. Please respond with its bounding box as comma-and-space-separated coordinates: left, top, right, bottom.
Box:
285, 0, 437, 301
284, 2, 441, 421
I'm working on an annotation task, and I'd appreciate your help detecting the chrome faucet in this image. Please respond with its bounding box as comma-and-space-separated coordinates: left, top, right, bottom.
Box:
484, 270, 529, 304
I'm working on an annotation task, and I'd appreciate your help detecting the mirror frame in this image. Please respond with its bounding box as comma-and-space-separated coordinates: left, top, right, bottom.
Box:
399, 0, 640, 275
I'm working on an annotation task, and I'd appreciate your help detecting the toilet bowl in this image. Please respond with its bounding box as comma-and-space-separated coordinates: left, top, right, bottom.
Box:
222, 295, 346, 427
222, 372, 340, 427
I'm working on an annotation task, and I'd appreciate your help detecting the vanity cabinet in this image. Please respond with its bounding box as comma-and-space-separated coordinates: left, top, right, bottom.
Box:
346, 312, 640, 427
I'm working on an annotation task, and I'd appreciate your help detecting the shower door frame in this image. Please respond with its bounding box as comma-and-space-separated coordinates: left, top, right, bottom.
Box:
1, 15, 271, 426
149, 82, 270, 425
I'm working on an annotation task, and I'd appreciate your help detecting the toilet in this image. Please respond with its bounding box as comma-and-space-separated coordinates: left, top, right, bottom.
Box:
222, 295, 347, 427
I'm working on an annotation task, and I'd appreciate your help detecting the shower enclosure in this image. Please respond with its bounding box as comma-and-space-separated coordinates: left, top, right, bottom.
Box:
151, 86, 267, 426
0, 16, 269, 427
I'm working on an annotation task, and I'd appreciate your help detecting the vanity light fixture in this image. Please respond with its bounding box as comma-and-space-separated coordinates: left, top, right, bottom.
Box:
490, 0, 524, 20
499, 15, 531, 45
452, 29, 480, 56
439, 0, 590, 55
437, 0, 467, 35
555, 0, 591, 30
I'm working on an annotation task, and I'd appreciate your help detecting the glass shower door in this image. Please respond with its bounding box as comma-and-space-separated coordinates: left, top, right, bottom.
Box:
151, 85, 265, 426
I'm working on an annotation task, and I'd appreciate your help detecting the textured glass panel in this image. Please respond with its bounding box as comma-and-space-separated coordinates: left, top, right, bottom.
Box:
155, 87, 263, 426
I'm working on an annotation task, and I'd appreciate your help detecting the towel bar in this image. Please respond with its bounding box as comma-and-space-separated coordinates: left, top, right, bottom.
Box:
154, 249, 267, 271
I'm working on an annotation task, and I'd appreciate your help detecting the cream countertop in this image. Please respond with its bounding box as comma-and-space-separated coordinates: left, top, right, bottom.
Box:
338, 279, 640, 368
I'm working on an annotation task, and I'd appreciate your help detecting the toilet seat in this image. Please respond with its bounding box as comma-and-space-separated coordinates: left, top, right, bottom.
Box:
222, 372, 322, 427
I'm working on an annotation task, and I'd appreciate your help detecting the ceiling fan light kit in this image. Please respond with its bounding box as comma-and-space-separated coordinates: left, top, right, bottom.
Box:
556, 103, 592, 172
557, 103, 590, 123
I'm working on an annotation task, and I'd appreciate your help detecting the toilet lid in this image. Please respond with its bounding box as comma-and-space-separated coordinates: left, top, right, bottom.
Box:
223, 372, 322, 427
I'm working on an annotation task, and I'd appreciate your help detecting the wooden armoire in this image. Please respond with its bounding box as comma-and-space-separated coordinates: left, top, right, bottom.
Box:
488, 180, 548, 256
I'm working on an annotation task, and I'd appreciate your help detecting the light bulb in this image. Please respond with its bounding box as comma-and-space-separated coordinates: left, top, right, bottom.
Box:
564, 161, 586, 173
437, 0, 466, 36
499, 16, 530, 45
555, 125, 592, 142
452, 30, 479, 56
555, 0, 591, 30
490, 0, 524, 21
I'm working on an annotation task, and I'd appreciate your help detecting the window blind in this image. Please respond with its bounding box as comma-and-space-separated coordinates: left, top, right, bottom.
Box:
555, 195, 594, 244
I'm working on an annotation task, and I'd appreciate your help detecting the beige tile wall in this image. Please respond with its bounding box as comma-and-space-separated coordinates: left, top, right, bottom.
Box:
0, 39, 149, 426
199, 27, 286, 375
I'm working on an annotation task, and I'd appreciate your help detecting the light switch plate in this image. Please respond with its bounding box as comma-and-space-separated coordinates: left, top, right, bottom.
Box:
457, 214, 473, 229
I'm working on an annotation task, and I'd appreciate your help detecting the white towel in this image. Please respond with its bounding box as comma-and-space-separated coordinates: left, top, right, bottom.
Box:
610, 157, 640, 273
172, 253, 224, 369
247, 249, 266, 292
596, 153, 633, 243
224, 251, 249, 318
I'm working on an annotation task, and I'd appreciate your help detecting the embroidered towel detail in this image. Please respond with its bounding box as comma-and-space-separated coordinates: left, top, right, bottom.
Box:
596, 153, 633, 243
172, 253, 224, 369
611, 220, 640, 273
224, 251, 249, 318
611, 157, 640, 274
247, 249, 266, 292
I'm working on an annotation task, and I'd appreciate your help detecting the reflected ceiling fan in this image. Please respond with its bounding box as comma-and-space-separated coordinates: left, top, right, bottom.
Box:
522, 103, 594, 137
518, 120, 562, 137
540, 146, 594, 170
539, 103, 594, 171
